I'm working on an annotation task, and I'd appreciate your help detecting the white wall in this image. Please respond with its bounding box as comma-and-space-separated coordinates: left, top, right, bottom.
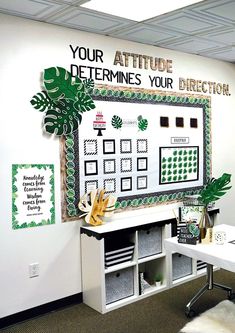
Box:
0, 13, 235, 318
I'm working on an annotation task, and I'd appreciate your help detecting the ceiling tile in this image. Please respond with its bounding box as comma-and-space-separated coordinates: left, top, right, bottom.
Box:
0, 0, 68, 19
192, 0, 235, 23
147, 12, 221, 34
201, 46, 235, 62
161, 37, 222, 54
199, 28, 235, 45
112, 25, 179, 44
49, 8, 130, 32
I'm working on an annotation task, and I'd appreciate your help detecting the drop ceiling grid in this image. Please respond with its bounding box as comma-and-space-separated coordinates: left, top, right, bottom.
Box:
0, 0, 234, 62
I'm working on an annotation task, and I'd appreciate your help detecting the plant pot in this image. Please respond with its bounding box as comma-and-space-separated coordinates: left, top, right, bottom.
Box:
156, 281, 162, 288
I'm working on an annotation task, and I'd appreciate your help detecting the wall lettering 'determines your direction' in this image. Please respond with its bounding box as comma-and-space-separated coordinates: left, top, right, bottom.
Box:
69, 45, 231, 95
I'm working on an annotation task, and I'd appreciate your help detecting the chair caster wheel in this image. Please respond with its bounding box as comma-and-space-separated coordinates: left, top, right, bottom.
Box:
228, 292, 235, 300
185, 308, 196, 318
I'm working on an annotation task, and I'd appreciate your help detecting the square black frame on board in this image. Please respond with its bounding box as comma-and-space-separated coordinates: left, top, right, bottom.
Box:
103, 139, 116, 154
84, 160, 98, 176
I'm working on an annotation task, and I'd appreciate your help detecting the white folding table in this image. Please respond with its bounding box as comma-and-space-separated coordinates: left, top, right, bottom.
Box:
165, 224, 235, 316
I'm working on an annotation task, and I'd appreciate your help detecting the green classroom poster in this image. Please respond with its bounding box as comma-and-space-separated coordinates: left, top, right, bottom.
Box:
12, 164, 55, 229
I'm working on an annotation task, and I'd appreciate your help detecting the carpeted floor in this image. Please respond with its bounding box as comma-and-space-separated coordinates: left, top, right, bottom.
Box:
1, 270, 235, 333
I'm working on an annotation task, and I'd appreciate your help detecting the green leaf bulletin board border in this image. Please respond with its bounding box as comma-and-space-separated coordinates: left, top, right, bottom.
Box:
60, 85, 211, 221
12, 164, 55, 229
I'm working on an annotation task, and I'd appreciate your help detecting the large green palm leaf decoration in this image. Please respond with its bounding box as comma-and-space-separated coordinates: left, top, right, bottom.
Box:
44, 99, 82, 135
30, 91, 56, 112
30, 66, 96, 136
198, 173, 232, 206
44, 67, 83, 100
73, 91, 95, 113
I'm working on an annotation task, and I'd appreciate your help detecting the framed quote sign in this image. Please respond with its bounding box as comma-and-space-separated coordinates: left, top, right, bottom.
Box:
12, 164, 55, 229
60, 85, 211, 220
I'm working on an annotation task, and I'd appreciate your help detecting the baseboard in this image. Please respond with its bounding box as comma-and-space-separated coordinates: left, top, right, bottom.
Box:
0, 293, 83, 329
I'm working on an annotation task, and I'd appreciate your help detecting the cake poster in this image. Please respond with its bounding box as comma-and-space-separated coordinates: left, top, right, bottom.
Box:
12, 164, 55, 229
93, 111, 106, 136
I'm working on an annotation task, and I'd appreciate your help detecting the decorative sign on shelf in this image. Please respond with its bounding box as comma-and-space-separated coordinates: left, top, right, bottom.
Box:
12, 164, 55, 229
178, 223, 200, 245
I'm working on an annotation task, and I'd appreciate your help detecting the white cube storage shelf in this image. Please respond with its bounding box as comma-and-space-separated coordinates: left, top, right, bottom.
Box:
80, 208, 219, 313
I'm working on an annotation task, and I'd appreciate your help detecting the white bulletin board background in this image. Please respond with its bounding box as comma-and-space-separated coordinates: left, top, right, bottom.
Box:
78, 100, 204, 198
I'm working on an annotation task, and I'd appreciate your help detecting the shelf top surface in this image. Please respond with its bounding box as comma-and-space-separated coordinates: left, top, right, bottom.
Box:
81, 208, 177, 236
80, 204, 219, 237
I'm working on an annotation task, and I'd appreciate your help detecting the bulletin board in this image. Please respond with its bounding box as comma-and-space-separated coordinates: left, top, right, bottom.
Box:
60, 85, 211, 220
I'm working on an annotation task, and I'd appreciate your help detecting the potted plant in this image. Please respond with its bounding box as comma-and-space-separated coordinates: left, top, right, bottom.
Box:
155, 273, 163, 287
197, 173, 232, 242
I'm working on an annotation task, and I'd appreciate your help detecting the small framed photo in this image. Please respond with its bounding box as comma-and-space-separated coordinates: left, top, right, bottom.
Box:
104, 178, 116, 193
103, 139, 115, 154
103, 159, 116, 174
120, 158, 132, 172
85, 180, 98, 193
121, 177, 132, 192
120, 139, 132, 154
137, 157, 148, 171
137, 176, 147, 190
137, 139, 148, 153
84, 139, 97, 155
84, 160, 98, 176
179, 206, 203, 223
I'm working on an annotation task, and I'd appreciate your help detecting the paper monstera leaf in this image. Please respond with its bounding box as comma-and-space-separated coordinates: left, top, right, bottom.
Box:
198, 173, 232, 206
30, 67, 96, 136
78, 189, 117, 226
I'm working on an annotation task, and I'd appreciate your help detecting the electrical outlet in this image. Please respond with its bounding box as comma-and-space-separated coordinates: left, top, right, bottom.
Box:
29, 263, 39, 278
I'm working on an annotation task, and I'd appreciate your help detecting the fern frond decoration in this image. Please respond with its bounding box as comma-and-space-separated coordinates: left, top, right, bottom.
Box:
198, 173, 232, 206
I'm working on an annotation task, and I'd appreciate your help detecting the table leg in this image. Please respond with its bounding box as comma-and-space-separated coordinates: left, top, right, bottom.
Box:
185, 264, 233, 317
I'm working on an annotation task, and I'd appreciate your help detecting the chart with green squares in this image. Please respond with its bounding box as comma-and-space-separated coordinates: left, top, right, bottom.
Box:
160, 147, 199, 184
